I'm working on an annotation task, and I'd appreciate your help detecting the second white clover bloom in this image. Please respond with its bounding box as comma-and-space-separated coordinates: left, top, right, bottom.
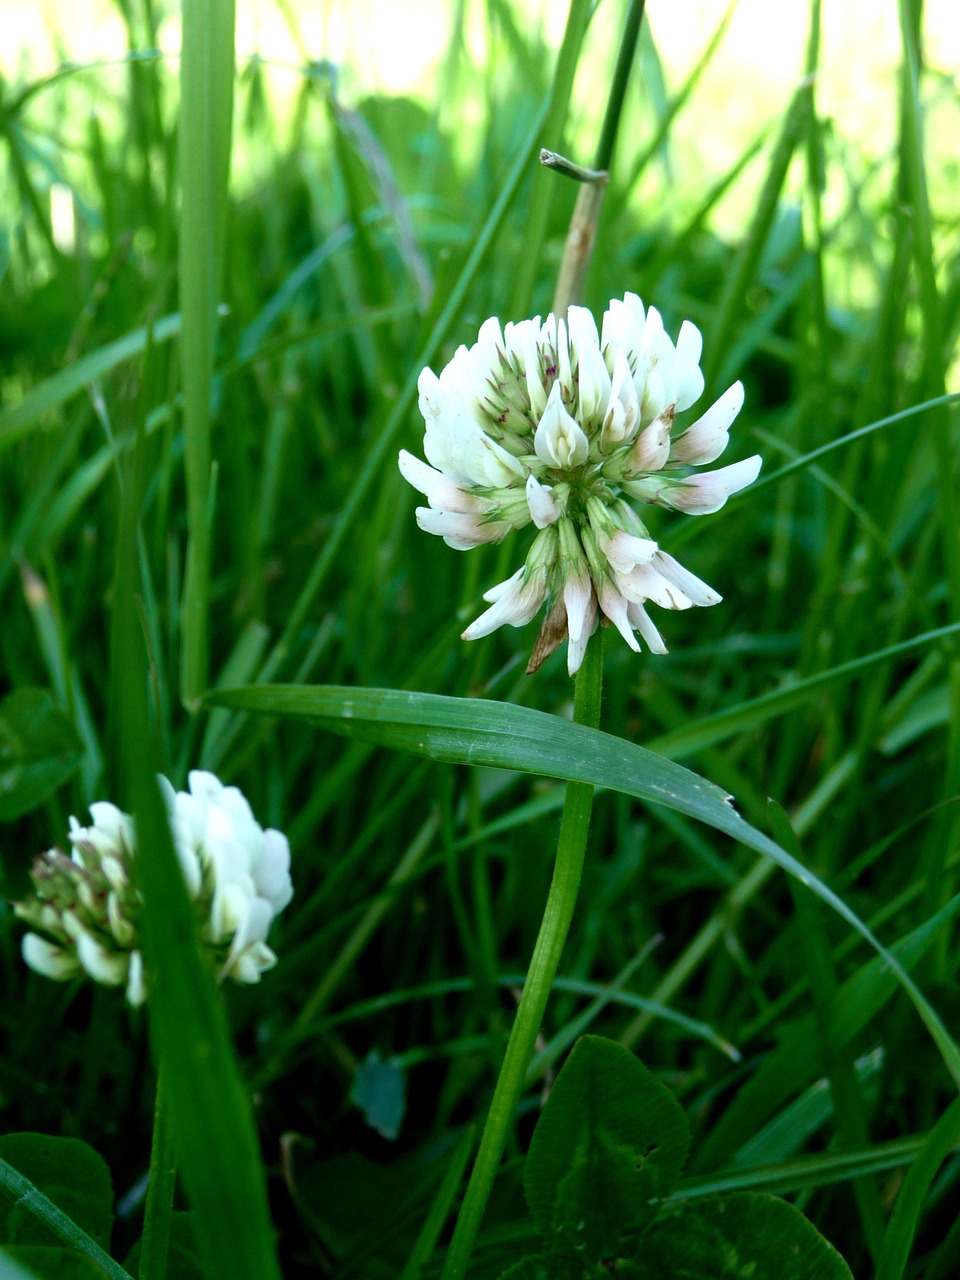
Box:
399, 293, 761, 674
15, 771, 293, 1004
160, 771, 294, 982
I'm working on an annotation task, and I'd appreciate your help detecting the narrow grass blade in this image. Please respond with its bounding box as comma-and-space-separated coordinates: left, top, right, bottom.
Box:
647, 620, 960, 759
746, 392, 960, 501
399, 1127, 476, 1280
114, 411, 280, 1280
291, 811, 440, 1035
621, 0, 735, 195
704, 73, 813, 385
692, 893, 960, 1172
199, 620, 270, 769
876, 1093, 960, 1280
773, 801, 884, 1259
897, 0, 960, 942
0, 315, 181, 451
126, 775, 282, 1280
672, 1135, 946, 1202
310, 975, 736, 1064
178, 0, 236, 710
0, 1159, 131, 1280
253, 102, 550, 686
528, 938, 740, 1071
507, 0, 591, 315
209, 683, 960, 1088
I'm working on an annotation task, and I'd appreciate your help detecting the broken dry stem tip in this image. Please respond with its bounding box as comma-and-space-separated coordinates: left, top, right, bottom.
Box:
539, 149, 610, 186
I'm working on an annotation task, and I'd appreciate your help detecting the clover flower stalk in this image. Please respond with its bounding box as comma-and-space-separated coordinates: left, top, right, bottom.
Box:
14, 771, 293, 1005
406, 294, 763, 1280
399, 293, 761, 674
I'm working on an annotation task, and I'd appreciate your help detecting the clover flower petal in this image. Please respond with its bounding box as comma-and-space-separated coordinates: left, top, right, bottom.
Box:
534, 384, 590, 469
526, 474, 560, 529
669, 381, 745, 466
399, 293, 761, 672
657, 455, 763, 515
22, 932, 82, 981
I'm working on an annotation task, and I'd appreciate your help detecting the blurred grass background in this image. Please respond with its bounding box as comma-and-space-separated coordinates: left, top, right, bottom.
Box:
1, 0, 960, 1275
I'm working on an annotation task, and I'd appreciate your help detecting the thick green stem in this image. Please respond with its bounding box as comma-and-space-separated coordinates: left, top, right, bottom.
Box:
441, 6, 643, 1268
440, 636, 604, 1279
139, 1065, 177, 1280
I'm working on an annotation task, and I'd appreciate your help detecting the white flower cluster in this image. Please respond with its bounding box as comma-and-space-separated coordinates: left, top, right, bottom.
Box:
15, 772, 293, 1005
399, 294, 761, 673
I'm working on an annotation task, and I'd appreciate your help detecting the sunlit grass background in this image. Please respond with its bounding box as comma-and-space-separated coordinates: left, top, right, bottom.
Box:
2, 0, 960, 1276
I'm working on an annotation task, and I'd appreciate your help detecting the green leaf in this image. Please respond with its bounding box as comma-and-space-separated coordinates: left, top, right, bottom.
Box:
0, 1136, 112, 1253
350, 1051, 406, 1141
628, 1193, 853, 1279
524, 1037, 689, 1260
123, 1214, 203, 1280
0, 690, 82, 821
207, 683, 960, 1091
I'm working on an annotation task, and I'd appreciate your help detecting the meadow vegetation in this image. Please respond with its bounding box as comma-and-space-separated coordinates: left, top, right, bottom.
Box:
1, 0, 959, 1276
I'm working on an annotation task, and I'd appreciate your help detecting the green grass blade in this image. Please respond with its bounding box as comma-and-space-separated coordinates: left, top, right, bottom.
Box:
876, 1093, 960, 1280
745, 392, 960, 502
773, 801, 884, 1259
620, 0, 735, 195
0, 315, 180, 451
692, 893, 960, 1172
528, 939, 740, 1070
253, 101, 550, 686
0, 1158, 131, 1280
290, 812, 440, 1038
506, 0, 591, 315
114, 398, 280, 1280
308, 974, 737, 1064
208, 683, 960, 1088
704, 73, 813, 386
129, 775, 283, 1280
647, 620, 960, 758
896, 0, 960, 941
178, 0, 236, 711
399, 1127, 476, 1280
672, 1135, 942, 1201
199, 620, 270, 770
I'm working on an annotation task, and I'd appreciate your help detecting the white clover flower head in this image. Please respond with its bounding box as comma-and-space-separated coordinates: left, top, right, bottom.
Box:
161, 770, 294, 983
14, 772, 293, 1003
399, 293, 761, 673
